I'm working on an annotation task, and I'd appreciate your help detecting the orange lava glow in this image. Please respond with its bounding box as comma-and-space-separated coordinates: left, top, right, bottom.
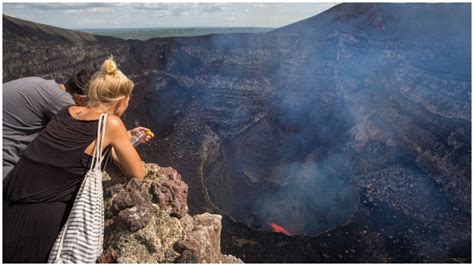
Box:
270, 223, 291, 236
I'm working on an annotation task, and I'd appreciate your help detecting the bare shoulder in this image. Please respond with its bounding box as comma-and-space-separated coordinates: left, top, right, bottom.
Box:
105, 114, 126, 132
68, 105, 85, 118
68, 105, 80, 112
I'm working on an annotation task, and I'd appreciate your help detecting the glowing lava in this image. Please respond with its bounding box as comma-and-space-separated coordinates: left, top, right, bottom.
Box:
270, 223, 291, 236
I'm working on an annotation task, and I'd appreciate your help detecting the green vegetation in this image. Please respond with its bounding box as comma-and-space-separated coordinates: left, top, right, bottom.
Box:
79, 27, 274, 40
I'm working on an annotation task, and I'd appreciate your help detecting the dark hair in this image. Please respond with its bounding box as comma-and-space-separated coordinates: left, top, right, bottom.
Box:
64, 68, 95, 95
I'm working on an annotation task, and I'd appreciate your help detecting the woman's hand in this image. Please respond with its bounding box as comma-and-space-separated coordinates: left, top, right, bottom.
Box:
105, 116, 146, 180
128, 127, 155, 144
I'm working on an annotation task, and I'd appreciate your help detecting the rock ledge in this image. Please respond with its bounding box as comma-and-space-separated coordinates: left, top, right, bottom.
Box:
97, 163, 242, 263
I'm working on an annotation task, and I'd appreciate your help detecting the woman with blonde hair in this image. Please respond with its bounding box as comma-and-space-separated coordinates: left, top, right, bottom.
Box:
3, 58, 153, 262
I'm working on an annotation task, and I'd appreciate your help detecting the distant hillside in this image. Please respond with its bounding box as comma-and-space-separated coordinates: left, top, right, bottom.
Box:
2, 14, 128, 82
80, 27, 274, 40
3, 14, 99, 43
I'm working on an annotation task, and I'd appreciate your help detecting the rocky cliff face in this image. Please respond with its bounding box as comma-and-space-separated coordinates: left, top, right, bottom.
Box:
3, 15, 131, 82
3, 3, 471, 262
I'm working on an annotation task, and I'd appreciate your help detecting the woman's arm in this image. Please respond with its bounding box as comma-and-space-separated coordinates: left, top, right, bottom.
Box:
106, 115, 145, 180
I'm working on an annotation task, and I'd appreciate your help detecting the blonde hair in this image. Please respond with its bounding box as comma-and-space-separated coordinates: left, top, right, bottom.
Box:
87, 57, 134, 106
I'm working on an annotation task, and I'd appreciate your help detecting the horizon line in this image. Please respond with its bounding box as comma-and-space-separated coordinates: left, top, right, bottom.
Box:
76, 26, 276, 30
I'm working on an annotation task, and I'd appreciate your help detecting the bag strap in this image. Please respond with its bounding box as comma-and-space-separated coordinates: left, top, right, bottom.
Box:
54, 223, 67, 262
90, 113, 108, 171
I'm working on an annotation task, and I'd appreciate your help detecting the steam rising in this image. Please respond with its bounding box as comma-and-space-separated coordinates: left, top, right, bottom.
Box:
145, 2, 470, 260
252, 158, 358, 235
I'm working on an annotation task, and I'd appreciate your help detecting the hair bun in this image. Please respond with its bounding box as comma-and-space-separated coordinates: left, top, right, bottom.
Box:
101, 58, 117, 75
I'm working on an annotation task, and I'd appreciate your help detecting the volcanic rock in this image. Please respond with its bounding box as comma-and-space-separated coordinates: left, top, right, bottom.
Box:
149, 166, 189, 218
98, 163, 241, 263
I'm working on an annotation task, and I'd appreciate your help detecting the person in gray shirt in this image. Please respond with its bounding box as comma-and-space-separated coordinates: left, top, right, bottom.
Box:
3, 69, 94, 178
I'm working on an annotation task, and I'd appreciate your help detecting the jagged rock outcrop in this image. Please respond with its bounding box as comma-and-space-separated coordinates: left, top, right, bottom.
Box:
97, 163, 242, 263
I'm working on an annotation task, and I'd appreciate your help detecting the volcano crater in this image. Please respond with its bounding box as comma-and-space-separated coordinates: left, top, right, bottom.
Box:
201, 111, 360, 236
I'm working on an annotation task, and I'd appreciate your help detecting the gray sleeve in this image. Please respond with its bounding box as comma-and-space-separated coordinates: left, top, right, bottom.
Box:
44, 85, 75, 119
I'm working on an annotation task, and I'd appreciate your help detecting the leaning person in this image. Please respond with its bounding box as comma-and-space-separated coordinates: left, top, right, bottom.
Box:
3, 58, 153, 263
3, 70, 94, 178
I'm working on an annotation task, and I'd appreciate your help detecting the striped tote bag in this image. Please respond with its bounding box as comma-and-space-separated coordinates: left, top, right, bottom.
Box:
48, 113, 109, 263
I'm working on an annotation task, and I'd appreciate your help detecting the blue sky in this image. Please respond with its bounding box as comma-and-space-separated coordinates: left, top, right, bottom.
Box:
2, 2, 338, 29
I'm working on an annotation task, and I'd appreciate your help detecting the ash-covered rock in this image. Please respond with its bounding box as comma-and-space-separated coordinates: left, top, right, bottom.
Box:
97, 163, 242, 263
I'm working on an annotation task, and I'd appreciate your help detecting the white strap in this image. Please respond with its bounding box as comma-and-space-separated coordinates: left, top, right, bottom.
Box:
54, 222, 67, 262
90, 113, 108, 171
